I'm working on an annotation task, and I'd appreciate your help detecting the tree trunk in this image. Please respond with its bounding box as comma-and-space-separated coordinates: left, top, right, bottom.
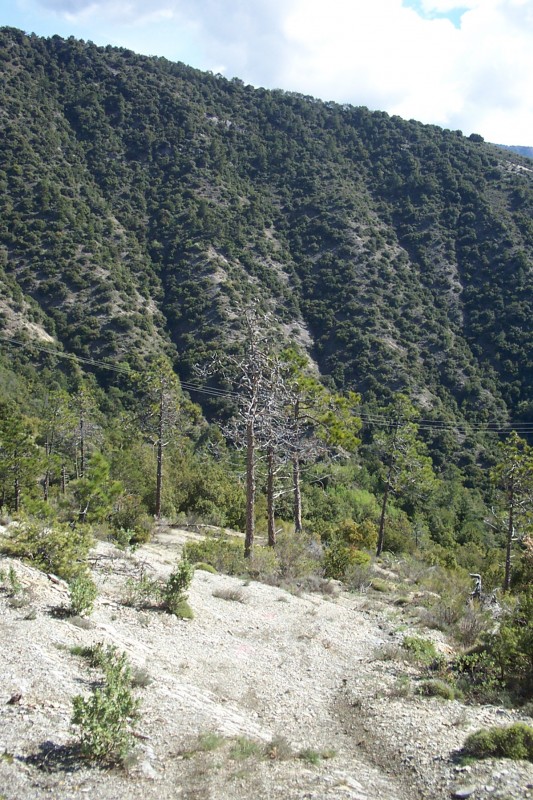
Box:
267, 446, 276, 547
376, 421, 399, 557
43, 437, 51, 502
503, 482, 514, 592
155, 391, 164, 520
79, 414, 85, 478
293, 455, 303, 534
376, 478, 391, 556
43, 469, 50, 502
14, 475, 20, 513
61, 463, 67, 495
245, 418, 255, 558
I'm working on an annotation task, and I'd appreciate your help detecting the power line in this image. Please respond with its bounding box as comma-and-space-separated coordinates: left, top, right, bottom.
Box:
0, 334, 240, 398
2, 334, 532, 434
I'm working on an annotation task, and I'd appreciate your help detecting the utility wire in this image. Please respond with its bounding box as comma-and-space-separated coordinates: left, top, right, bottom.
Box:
2, 334, 532, 434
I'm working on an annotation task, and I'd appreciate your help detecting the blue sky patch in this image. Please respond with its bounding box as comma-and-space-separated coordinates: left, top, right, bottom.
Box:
402, 1, 468, 29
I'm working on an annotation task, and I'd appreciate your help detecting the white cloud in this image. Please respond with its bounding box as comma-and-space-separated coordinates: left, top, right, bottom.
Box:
30, 0, 533, 144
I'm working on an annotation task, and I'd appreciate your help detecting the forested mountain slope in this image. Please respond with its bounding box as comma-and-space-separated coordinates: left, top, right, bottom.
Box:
1, 27, 532, 434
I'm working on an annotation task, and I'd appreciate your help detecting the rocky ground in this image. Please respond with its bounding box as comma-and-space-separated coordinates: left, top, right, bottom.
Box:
0, 526, 532, 800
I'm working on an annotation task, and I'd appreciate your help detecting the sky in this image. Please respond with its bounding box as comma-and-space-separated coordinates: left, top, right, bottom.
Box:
1, 0, 532, 145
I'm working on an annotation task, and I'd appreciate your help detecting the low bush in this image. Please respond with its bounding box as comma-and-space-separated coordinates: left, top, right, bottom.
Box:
229, 736, 262, 760
0, 520, 93, 580
183, 534, 245, 575
162, 558, 193, 617
401, 636, 438, 665
463, 723, 533, 762
0, 565, 22, 596
212, 586, 246, 603
110, 494, 153, 547
484, 590, 533, 701
274, 530, 323, 582
452, 649, 506, 705
122, 566, 161, 608
416, 679, 459, 700
69, 571, 98, 616
71, 646, 140, 765
323, 542, 370, 581
193, 562, 217, 574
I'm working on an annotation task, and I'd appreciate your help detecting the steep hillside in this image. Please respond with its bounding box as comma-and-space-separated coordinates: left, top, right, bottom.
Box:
1, 27, 532, 431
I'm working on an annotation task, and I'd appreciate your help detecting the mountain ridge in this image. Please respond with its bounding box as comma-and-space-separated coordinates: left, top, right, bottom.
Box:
0, 27, 532, 444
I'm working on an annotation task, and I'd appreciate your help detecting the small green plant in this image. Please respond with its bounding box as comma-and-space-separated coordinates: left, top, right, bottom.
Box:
323, 540, 370, 581
71, 646, 140, 765
122, 569, 161, 608
163, 558, 193, 616
194, 562, 218, 574
452, 649, 505, 704
170, 598, 194, 619
370, 577, 393, 593
69, 644, 97, 660
462, 723, 533, 762
389, 675, 412, 698
197, 732, 225, 752
416, 679, 459, 700
8, 565, 22, 595
401, 636, 438, 664
229, 736, 262, 760
69, 571, 98, 616
298, 748, 322, 766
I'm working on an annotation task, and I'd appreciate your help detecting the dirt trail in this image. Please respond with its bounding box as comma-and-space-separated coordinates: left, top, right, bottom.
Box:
1, 528, 532, 800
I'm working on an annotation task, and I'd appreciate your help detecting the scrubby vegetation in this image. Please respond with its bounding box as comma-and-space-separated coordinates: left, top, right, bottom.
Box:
71, 645, 141, 765
463, 723, 533, 762
0, 27, 532, 735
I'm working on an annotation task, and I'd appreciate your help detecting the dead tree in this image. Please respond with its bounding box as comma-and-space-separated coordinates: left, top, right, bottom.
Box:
215, 310, 283, 557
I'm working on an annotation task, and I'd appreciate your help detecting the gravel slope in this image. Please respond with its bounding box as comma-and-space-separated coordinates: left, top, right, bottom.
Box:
0, 528, 532, 800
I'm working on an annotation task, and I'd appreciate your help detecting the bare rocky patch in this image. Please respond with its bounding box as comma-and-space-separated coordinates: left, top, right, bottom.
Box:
0, 527, 532, 800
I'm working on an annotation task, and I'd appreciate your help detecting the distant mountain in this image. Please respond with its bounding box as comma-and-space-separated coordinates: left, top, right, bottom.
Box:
495, 144, 533, 160
1, 27, 532, 454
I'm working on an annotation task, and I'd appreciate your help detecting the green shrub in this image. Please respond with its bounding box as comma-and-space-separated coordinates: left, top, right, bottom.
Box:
485, 590, 533, 700
197, 732, 225, 752
416, 679, 458, 700
110, 494, 153, 546
248, 546, 280, 583
194, 562, 218, 574
401, 636, 438, 664
170, 598, 194, 619
0, 521, 93, 580
336, 518, 377, 549
122, 568, 161, 608
298, 748, 321, 766
463, 723, 533, 762
453, 649, 506, 704
370, 577, 393, 593
323, 541, 370, 581
2, 565, 22, 596
71, 646, 140, 764
274, 530, 323, 582
229, 736, 262, 760
69, 571, 98, 616
183, 534, 245, 575
163, 558, 193, 616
